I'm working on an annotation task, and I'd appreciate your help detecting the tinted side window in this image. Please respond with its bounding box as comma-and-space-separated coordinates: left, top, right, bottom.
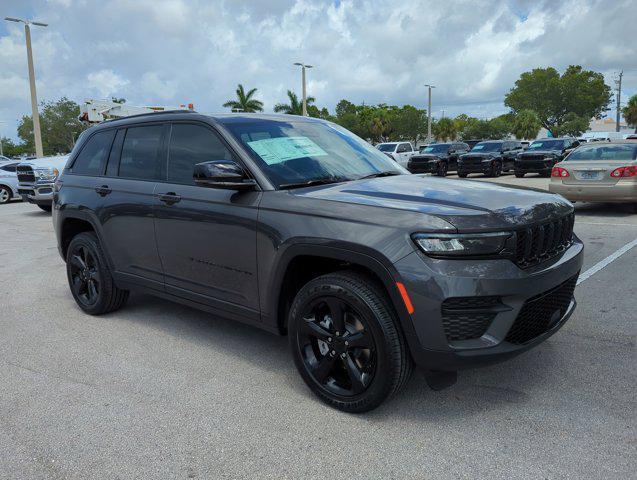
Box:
71, 130, 115, 175
167, 124, 234, 185
0, 163, 18, 172
119, 126, 164, 180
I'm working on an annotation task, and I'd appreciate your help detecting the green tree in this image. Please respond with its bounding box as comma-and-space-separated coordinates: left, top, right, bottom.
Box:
223, 84, 264, 112
393, 105, 427, 144
0, 137, 28, 157
553, 112, 590, 137
623, 94, 637, 133
433, 117, 457, 141
17, 97, 89, 155
511, 110, 542, 139
273, 90, 315, 115
505, 65, 611, 137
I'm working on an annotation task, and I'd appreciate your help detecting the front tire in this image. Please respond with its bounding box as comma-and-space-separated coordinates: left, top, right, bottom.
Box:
458, 172, 468, 178
514, 171, 525, 178
288, 271, 412, 413
0, 186, 11, 204
488, 160, 502, 177
66, 232, 129, 315
436, 161, 448, 177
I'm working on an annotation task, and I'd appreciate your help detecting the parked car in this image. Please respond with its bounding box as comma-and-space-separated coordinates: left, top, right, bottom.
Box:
0, 155, 12, 163
549, 142, 637, 212
407, 142, 470, 176
376, 142, 415, 167
17, 154, 70, 211
0, 162, 22, 204
514, 138, 579, 177
457, 140, 523, 178
54, 112, 583, 412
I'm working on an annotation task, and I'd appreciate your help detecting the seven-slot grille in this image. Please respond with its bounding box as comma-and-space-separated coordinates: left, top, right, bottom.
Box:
519, 154, 545, 162
505, 274, 578, 344
514, 213, 574, 269
16, 165, 35, 183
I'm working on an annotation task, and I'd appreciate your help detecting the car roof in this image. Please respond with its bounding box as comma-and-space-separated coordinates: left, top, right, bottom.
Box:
532, 137, 573, 141
476, 140, 505, 143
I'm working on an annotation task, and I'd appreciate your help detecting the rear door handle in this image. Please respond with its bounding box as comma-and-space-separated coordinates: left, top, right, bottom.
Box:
95, 185, 112, 196
157, 192, 181, 204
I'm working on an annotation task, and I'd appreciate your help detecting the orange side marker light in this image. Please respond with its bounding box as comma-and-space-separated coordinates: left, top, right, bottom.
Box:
396, 282, 414, 314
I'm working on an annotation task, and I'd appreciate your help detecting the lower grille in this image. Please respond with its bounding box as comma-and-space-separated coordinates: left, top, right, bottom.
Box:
514, 213, 574, 269
505, 274, 578, 345
441, 296, 501, 341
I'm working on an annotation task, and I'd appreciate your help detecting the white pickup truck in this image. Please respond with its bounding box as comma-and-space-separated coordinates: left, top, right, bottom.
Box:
16, 155, 70, 211
376, 142, 416, 167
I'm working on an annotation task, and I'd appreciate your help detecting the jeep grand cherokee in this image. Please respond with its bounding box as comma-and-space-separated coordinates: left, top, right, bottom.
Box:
53, 112, 583, 412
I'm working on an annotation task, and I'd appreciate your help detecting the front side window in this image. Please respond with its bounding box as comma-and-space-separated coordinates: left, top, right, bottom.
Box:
71, 130, 115, 175
167, 124, 234, 185
377, 143, 397, 152
221, 119, 406, 188
0, 163, 18, 172
118, 125, 164, 180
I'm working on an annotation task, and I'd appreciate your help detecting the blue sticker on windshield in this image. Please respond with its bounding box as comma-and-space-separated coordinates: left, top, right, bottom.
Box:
247, 136, 328, 165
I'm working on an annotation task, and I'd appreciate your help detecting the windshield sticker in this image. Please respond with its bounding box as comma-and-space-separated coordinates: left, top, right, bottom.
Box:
247, 136, 328, 165
473, 145, 484, 150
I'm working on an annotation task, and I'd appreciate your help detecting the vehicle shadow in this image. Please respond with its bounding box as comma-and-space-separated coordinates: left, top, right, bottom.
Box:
113, 293, 554, 419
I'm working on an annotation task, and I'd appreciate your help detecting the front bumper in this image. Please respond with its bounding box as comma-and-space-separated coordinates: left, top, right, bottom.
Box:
549, 181, 637, 202
393, 237, 584, 371
515, 159, 555, 173
408, 160, 437, 174
18, 182, 54, 205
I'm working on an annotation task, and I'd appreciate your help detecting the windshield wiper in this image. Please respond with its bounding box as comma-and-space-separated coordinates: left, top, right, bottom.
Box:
279, 176, 348, 190
357, 171, 402, 180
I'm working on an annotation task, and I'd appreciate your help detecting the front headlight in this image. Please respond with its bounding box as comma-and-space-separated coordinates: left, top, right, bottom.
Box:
412, 232, 511, 257
36, 167, 59, 180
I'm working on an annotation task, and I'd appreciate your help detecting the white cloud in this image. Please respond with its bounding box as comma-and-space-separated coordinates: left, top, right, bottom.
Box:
0, 0, 636, 141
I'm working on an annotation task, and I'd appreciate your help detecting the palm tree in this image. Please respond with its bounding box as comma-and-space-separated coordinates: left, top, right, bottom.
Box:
273, 90, 315, 115
623, 94, 637, 133
223, 84, 264, 112
434, 117, 457, 141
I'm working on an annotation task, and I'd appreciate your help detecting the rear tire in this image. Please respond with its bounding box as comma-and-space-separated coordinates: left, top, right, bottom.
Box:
37, 204, 52, 212
66, 232, 129, 315
488, 160, 502, 178
514, 171, 524, 178
288, 271, 412, 413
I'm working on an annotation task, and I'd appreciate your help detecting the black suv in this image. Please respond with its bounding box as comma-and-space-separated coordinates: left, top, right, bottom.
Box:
515, 138, 579, 177
407, 142, 470, 176
53, 112, 583, 412
458, 140, 524, 178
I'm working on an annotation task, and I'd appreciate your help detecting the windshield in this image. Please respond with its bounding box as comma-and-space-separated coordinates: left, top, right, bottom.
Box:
222, 119, 406, 188
421, 144, 450, 154
566, 144, 637, 161
377, 143, 397, 152
529, 140, 565, 150
471, 142, 502, 152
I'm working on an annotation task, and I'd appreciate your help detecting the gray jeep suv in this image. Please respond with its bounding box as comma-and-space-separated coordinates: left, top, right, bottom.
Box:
53, 112, 583, 412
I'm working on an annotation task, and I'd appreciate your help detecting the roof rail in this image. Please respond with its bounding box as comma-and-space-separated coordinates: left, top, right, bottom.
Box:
102, 109, 198, 123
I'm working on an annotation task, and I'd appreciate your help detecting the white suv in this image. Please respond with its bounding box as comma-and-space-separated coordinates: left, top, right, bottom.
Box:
376, 142, 415, 167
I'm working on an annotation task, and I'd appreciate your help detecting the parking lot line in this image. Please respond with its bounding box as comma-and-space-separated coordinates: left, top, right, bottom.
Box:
577, 238, 637, 285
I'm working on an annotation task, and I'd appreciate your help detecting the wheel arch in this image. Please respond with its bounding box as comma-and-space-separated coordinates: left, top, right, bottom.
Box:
267, 242, 418, 354
58, 210, 114, 269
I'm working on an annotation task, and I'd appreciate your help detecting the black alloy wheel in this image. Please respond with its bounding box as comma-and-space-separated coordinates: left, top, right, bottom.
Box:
68, 244, 100, 307
289, 271, 412, 413
296, 296, 377, 397
66, 232, 129, 315
436, 161, 448, 177
488, 160, 502, 177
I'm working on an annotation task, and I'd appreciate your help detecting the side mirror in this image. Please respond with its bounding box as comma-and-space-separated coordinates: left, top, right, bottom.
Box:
193, 160, 256, 190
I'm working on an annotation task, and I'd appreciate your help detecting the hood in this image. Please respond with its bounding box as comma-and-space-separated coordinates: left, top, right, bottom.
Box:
411, 153, 441, 160
461, 152, 497, 159
19, 155, 70, 169
292, 174, 572, 231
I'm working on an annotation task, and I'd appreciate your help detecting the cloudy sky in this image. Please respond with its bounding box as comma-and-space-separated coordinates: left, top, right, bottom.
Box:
1, 0, 635, 141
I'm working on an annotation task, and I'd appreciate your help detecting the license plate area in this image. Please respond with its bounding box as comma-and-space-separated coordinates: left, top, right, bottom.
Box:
575, 170, 602, 180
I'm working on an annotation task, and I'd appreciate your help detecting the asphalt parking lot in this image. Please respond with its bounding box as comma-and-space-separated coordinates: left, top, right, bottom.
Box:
1, 175, 635, 479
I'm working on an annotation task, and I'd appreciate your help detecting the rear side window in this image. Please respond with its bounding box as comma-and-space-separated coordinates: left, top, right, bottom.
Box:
71, 130, 115, 175
167, 124, 234, 185
0, 163, 18, 172
119, 125, 164, 180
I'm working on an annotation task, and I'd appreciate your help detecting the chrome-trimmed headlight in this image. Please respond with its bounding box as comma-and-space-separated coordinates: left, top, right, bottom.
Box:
412, 232, 512, 257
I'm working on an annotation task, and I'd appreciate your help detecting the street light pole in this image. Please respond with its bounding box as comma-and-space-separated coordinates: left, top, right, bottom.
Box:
425, 84, 435, 143
5, 17, 48, 158
294, 62, 313, 116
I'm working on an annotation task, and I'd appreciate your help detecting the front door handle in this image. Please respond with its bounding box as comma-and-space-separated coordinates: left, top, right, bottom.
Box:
157, 192, 181, 205
95, 185, 112, 196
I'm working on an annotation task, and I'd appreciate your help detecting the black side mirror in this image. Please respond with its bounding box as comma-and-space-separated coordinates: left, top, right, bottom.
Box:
193, 160, 256, 190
